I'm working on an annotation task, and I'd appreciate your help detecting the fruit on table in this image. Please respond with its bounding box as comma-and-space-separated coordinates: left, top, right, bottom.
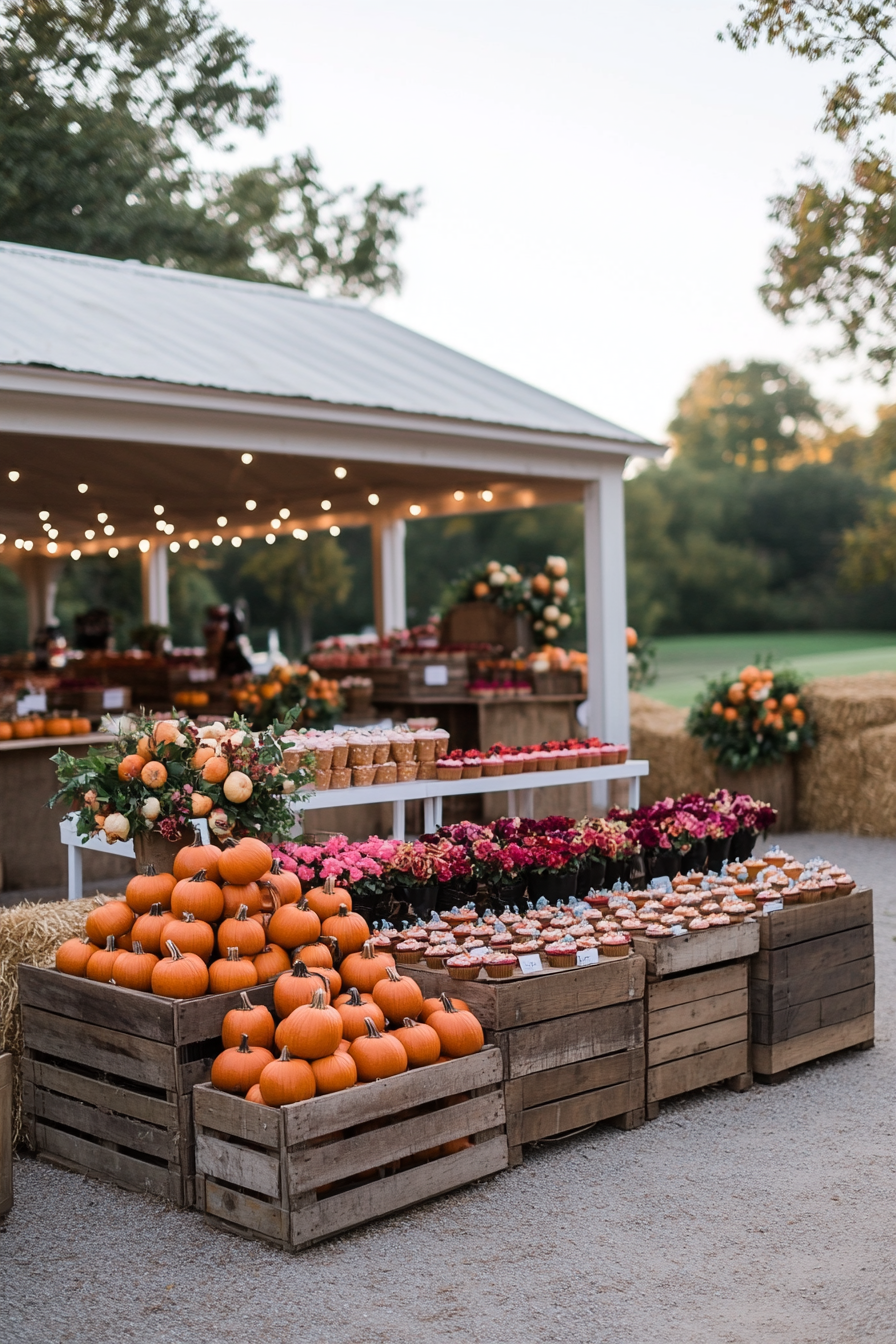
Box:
209, 946, 258, 994
125, 864, 176, 915
221, 992, 275, 1049
349, 1017, 408, 1081
151, 942, 209, 998
211, 1033, 274, 1094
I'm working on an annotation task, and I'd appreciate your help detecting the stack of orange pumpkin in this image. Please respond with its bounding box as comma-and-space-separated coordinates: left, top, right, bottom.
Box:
209, 971, 484, 1107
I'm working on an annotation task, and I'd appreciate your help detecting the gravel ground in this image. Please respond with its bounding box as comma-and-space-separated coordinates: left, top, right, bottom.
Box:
1, 832, 893, 1344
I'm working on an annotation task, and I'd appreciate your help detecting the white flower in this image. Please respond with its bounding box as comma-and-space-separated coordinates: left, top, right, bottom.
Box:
489, 570, 507, 586
552, 578, 570, 598
544, 625, 559, 639
546, 555, 567, 577
558, 612, 572, 628
543, 604, 560, 622
486, 560, 501, 574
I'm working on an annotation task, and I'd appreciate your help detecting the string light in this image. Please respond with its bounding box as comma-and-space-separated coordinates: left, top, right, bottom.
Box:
270, 518, 281, 529
14, 539, 23, 549
0, 534, 5, 543
329, 524, 341, 537
480, 489, 494, 502
71, 549, 81, 560
188, 538, 200, 549
241, 453, 253, 464
42, 523, 51, 532
368, 493, 379, 506
77, 483, 88, 493
279, 508, 290, 519
334, 466, 347, 479
168, 541, 179, 553
23, 539, 32, 551
153, 505, 165, 516
216, 515, 227, 526
320, 500, 332, 511
47, 542, 58, 553
265, 533, 276, 544
97, 512, 108, 523
155, 520, 167, 531
212, 534, 223, 546
103, 524, 114, 536
39, 510, 50, 521
164, 523, 174, 535
108, 546, 119, 557
453, 490, 465, 501
48, 529, 58, 539
231, 536, 242, 547
8, 471, 19, 482
409, 504, 422, 516
84, 529, 95, 540
245, 500, 256, 511
139, 540, 150, 553
293, 528, 308, 540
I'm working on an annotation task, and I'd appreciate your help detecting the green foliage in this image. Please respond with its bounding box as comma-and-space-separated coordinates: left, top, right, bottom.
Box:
239, 533, 353, 656
627, 633, 657, 690
725, 3, 896, 380
687, 662, 815, 770
55, 550, 144, 647
0, 565, 27, 654
0, 1, 417, 294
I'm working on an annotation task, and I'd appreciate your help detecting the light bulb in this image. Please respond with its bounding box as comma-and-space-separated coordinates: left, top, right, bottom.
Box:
321, 500, 331, 511
453, 490, 465, 501
245, 499, 256, 511
409, 504, 422, 516
293, 528, 308, 540
85, 529, 95, 540
231, 536, 242, 547
334, 466, 347, 479
153, 505, 165, 516
139, 540, 150, 553
188, 538, 199, 549
48, 528, 58, 539
23, 539, 33, 550
270, 518, 281, 529
47, 542, 58, 553
164, 523, 174, 535
155, 519, 166, 531
71, 549, 81, 560
77, 483, 88, 493
42, 523, 51, 532
0, 534, 5, 543
168, 541, 179, 553
8, 471, 19, 482
480, 489, 494, 502
241, 452, 253, 464
97, 512, 108, 523
212, 534, 223, 546
279, 507, 289, 519
216, 516, 227, 527
368, 493, 379, 506
103, 524, 114, 536
108, 546, 118, 557
329, 525, 341, 537
14, 539, 23, 549
39, 510, 50, 521
265, 533, 276, 544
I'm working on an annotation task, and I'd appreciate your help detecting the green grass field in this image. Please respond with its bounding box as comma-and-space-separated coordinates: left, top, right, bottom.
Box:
648, 631, 896, 708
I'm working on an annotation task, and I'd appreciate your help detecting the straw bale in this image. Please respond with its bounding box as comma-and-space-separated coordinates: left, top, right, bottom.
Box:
0, 895, 103, 1147
795, 731, 866, 833
854, 721, 896, 837
803, 673, 896, 738
629, 693, 716, 805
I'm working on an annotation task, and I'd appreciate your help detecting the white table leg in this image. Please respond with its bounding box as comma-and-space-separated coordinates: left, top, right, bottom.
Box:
519, 788, 535, 818
505, 789, 518, 818
68, 841, 83, 902
627, 775, 640, 809
392, 800, 406, 841
423, 797, 438, 834
590, 779, 608, 814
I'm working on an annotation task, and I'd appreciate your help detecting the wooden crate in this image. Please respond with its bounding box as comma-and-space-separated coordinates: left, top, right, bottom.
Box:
405, 957, 646, 1165
193, 1048, 507, 1251
645, 962, 752, 1119
18, 964, 275, 1207
630, 920, 760, 978
750, 888, 875, 1082
0, 1053, 11, 1216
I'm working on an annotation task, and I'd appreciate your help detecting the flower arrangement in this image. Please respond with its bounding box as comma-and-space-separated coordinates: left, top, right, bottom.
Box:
271, 834, 399, 906
687, 661, 814, 771
626, 625, 657, 690
232, 664, 343, 732
610, 788, 778, 877
50, 711, 314, 846
448, 560, 524, 611
443, 555, 576, 641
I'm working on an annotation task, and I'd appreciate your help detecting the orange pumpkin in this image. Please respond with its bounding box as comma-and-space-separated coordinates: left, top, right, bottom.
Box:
201, 755, 230, 784
161, 912, 216, 962
305, 874, 351, 921
141, 760, 168, 789
55, 937, 100, 977
349, 1018, 408, 1081
263, 858, 302, 904
295, 941, 333, 970
217, 836, 271, 885
117, 753, 146, 781
421, 995, 470, 1020
152, 942, 209, 997
340, 940, 394, 993
191, 793, 213, 817
172, 832, 221, 883
276, 988, 343, 1059
86, 935, 121, 983
152, 719, 181, 745
171, 869, 224, 922
372, 967, 424, 1025
391, 1017, 441, 1067
221, 992, 275, 1050
85, 900, 134, 945
244, 1083, 268, 1105
427, 993, 484, 1057
258, 1047, 316, 1106
125, 864, 176, 915
131, 903, 176, 955
311, 1051, 357, 1095
310, 964, 342, 998
267, 897, 320, 950
112, 941, 159, 992
221, 880, 263, 919
135, 735, 154, 761
321, 903, 370, 956
191, 745, 216, 769
337, 987, 385, 1041
217, 904, 266, 958
71, 716, 92, 735
211, 1033, 273, 1094
208, 946, 259, 994
253, 943, 290, 982
274, 960, 332, 1016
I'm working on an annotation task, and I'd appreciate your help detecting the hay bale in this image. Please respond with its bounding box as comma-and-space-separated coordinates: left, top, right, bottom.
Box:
629, 692, 716, 804
803, 673, 896, 738
0, 895, 102, 1147
855, 721, 896, 837
795, 732, 865, 833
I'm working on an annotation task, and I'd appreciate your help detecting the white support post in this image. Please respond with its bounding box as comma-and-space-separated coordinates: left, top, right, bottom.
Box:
372, 519, 407, 635
391, 799, 406, 841
18, 554, 63, 643
583, 473, 630, 813
141, 542, 170, 627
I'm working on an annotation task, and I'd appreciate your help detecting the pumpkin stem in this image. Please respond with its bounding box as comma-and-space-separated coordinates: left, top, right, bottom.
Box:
310, 988, 327, 1009
239, 991, 253, 1010
346, 987, 363, 1005
386, 967, 402, 982
104, 935, 115, 951
222, 838, 238, 850
337, 903, 349, 916
165, 940, 183, 960
291, 959, 310, 977
278, 1045, 291, 1061
270, 858, 282, 875
363, 1016, 384, 1039
402, 1016, 418, 1028
297, 897, 311, 911
238, 1033, 251, 1054
148, 902, 163, 917
439, 992, 459, 1014
132, 941, 145, 956
360, 939, 376, 960
236, 904, 249, 921
182, 912, 196, 924
189, 869, 208, 883
227, 946, 241, 961
323, 875, 336, 894
143, 862, 157, 876
192, 831, 203, 848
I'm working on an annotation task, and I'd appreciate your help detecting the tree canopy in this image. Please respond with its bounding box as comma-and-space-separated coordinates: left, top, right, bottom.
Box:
726, 2, 896, 381
0, 0, 419, 294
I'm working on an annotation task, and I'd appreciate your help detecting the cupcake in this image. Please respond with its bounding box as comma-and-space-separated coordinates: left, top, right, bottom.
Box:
352, 765, 376, 787
414, 731, 439, 764
330, 737, 349, 770
348, 734, 375, 767
520, 753, 539, 773
418, 761, 437, 781
534, 751, 557, 772
375, 761, 398, 785
835, 873, 856, 895
706, 913, 731, 926
643, 923, 671, 938
314, 769, 332, 790
436, 759, 463, 782
546, 937, 578, 968
688, 917, 710, 931
502, 753, 525, 775
389, 731, 416, 764
599, 744, 620, 765
744, 858, 765, 883
660, 913, 685, 928
782, 861, 804, 882
482, 757, 505, 777
461, 755, 483, 779
394, 940, 424, 964
370, 733, 391, 765
446, 953, 481, 981
425, 945, 455, 970
620, 917, 647, 932
798, 880, 822, 904
330, 767, 352, 789
489, 932, 513, 949
312, 745, 334, 773
397, 760, 419, 782
575, 935, 599, 949
511, 939, 542, 955
433, 729, 451, 758
484, 952, 517, 979
600, 932, 631, 957
818, 877, 838, 901
555, 749, 578, 770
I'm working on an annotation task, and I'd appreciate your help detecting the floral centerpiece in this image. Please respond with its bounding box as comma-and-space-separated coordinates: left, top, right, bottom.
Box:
271, 834, 398, 914
520, 557, 574, 642
687, 662, 814, 770
50, 710, 313, 854
232, 664, 343, 732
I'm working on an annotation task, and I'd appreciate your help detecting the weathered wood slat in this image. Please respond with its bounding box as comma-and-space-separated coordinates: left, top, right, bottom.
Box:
517, 1078, 640, 1145
0, 1053, 12, 1217
492, 1001, 643, 1080
25, 1085, 178, 1161
632, 922, 759, 975
752, 924, 873, 983
648, 1013, 747, 1068
750, 954, 875, 1014
751, 1012, 875, 1076
21, 1057, 175, 1129
204, 1179, 290, 1244
751, 983, 875, 1046
193, 1085, 283, 1149
289, 1093, 504, 1195
195, 1131, 281, 1199
647, 1041, 749, 1103
34, 1122, 182, 1202
23, 1006, 176, 1090
402, 957, 644, 1030
647, 962, 747, 1013
757, 889, 873, 951
648, 987, 748, 1041
511, 1047, 643, 1111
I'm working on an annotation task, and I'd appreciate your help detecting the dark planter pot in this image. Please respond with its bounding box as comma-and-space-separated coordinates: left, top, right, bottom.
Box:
627, 852, 648, 891
706, 835, 732, 873
527, 869, 578, 904
604, 857, 629, 888
645, 848, 680, 881
405, 884, 440, 921
441, 880, 478, 911
576, 857, 607, 896
680, 839, 708, 873
488, 876, 528, 910
729, 828, 756, 862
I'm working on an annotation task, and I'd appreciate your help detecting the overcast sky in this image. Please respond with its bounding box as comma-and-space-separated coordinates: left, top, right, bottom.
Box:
212, 0, 877, 446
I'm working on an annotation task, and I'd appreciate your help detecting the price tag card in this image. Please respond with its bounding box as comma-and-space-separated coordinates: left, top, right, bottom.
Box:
423, 664, 449, 687
18, 692, 47, 713
763, 899, 784, 913
102, 688, 126, 710
649, 876, 673, 893
517, 953, 542, 975
576, 948, 599, 966
671, 925, 687, 936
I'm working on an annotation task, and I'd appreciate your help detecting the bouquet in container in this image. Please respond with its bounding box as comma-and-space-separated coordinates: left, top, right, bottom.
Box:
687, 662, 814, 770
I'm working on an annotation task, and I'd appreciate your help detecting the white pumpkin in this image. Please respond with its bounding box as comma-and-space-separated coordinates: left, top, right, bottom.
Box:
223, 770, 253, 803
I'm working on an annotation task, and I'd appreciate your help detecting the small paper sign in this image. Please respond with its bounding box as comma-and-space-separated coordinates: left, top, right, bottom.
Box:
576, 948, 599, 966
763, 899, 784, 913
649, 876, 673, 893
18, 692, 47, 713
517, 953, 542, 975
102, 688, 125, 709
671, 925, 687, 936
423, 664, 449, 687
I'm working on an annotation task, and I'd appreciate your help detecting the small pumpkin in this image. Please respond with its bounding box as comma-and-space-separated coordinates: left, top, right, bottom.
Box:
135, 734, 154, 761
311, 1051, 358, 1095
56, 937, 99, 977
309, 964, 342, 998
349, 1017, 408, 1081
71, 716, 93, 735
152, 719, 181, 746
191, 792, 213, 817
305, 874, 351, 921
295, 940, 333, 970
152, 941, 209, 998
253, 943, 291, 982
172, 831, 221, 882
262, 858, 302, 904
427, 993, 484, 1058
340, 939, 394, 994
171, 869, 224, 923
85, 900, 134, 946
276, 988, 343, 1060
258, 1046, 316, 1106
421, 995, 470, 1020
117, 753, 145, 781
191, 745, 216, 769
217, 836, 271, 885
267, 896, 320, 950
161, 912, 215, 962
244, 1083, 268, 1105
202, 755, 230, 784
211, 1032, 274, 1094
141, 760, 168, 789
86, 935, 121, 983
112, 940, 159, 992
217, 904, 266, 958
321, 903, 370, 956
273, 960, 332, 1016
221, 880, 263, 919
131, 902, 176, 955
391, 1017, 441, 1067
208, 946, 259, 994
223, 770, 253, 804
221, 991, 275, 1049
372, 967, 424, 1024
337, 986, 385, 1041
125, 863, 176, 915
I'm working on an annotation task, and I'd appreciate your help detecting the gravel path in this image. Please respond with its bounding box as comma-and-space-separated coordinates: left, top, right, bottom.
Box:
2, 832, 893, 1344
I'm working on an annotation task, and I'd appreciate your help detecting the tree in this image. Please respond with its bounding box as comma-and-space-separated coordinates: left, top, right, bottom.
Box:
0, 1, 418, 295
668, 360, 827, 471
239, 534, 353, 655
726, 3, 896, 381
